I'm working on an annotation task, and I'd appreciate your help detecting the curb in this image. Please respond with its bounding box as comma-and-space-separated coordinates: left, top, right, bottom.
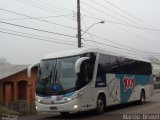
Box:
154, 89, 160, 93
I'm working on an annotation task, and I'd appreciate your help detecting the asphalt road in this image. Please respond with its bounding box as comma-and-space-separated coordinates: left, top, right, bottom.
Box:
18, 93, 160, 120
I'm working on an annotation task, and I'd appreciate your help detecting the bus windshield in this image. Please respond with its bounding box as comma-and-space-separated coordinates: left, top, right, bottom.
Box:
36, 55, 80, 95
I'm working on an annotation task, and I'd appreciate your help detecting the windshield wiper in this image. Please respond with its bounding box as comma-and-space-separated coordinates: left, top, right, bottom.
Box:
53, 60, 64, 91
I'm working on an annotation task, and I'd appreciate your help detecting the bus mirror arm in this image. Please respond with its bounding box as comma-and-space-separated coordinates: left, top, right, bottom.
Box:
75, 57, 89, 74
27, 63, 39, 77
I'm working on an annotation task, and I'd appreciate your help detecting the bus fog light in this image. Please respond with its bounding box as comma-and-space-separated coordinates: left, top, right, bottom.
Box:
36, 106, 38, 110
74, 105, 78, 109
37, 99, 42, 103
67, 98, 71, 101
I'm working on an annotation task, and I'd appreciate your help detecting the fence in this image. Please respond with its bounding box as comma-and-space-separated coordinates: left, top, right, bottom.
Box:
154, 83, 160, 89
7, 101, 36, 115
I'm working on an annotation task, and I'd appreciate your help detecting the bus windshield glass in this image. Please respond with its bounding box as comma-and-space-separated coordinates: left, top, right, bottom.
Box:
36, 55, 80, 95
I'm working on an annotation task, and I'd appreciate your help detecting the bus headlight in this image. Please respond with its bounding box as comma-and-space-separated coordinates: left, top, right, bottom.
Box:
73, 105, 78, 109
35, 97, 42, 103
38, 99, 42, 103
65, 91, 84, 102
66, 98, 72, 101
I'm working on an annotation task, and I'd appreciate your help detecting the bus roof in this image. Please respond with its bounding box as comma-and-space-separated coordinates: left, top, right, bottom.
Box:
43, 47, 150, 63
43, 48, 98, 59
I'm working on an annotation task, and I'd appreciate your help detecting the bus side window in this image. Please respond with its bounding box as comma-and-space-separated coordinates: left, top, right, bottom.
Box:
97, 54, 118, 76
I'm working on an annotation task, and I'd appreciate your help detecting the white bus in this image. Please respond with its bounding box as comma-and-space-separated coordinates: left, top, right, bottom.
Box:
28, 48, 153, 115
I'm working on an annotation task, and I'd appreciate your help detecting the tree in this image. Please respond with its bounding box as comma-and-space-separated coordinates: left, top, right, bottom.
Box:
0, 57, 10, 65
146, 56, 160, 63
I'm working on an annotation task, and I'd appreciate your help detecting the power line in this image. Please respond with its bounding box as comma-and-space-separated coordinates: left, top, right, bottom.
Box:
17, 0, 73, 15
0, 8, 77, 30
83, 14, 160, 47
82, 28, 160, 55
16, 0, 61, 14
0, 14, 73, 21
16, 0, 76, 20
1, 0, 159, 54
81, 1, 134, 26
83, 13, 160, 47
38, 0, 74, 12
0, 20, 77, 38
0, 30, 76, 46
83, 39, 141, 53
81, 0, 160, 42
90, 0, 147, 28
81, 2, 158, 47
28, 0, 75, 15
82, 1, 160, 41
80, 3, 160, 54
83, 14, 160, 31
83, 39, 160, 55
105, 20, 160, 31
91, 0, 160, 34
81, 7, 104, 20
102, 0, 160, 39
83, 32, 160, 55
83, 42, 150, 57
81, 1, 160, 31
81, 14, 160, 54
0, 27, 76, 43
81, 16, 160, 54
103, 0, 158, 30
1, 16, 154, 52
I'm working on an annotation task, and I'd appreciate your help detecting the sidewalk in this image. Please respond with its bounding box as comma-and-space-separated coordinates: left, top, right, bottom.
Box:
154, 89, 160, 93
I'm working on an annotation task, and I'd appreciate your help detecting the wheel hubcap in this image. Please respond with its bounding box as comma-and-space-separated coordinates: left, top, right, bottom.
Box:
97, 99, 104, 112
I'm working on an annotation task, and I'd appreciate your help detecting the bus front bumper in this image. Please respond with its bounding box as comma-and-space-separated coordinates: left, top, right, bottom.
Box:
36, 100, 80, 113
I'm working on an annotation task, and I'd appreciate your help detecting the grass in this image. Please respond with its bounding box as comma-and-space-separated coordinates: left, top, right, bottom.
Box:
0, 106, 21, 117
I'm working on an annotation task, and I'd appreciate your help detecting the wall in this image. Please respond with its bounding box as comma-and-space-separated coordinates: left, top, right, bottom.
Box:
0, 68, 37, 105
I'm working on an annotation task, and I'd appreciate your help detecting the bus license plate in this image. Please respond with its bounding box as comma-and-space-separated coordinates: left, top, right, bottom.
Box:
50, 106, 57, 110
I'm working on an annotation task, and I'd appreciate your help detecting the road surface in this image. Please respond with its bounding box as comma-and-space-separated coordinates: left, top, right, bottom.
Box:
18, 93, 160, 120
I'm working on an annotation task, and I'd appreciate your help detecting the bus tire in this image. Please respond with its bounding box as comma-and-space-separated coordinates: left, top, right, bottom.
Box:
139, 90, 146, 104
95, 95, 105, 114
60, 112, 69, 116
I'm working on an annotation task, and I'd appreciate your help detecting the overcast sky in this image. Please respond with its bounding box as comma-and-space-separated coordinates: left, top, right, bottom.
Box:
0, 0, 160, 64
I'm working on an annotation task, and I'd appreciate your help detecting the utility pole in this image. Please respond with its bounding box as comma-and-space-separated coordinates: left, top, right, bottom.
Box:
77, 0, 81, 48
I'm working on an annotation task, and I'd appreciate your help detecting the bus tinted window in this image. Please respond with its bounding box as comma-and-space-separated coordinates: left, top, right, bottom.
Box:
97, 54, 152, 76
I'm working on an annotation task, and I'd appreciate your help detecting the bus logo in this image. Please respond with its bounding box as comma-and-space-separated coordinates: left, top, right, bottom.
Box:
123, 75, 135, 92
56, 95, 64, 101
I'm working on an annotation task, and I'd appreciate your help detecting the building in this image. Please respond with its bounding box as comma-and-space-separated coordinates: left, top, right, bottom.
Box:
0, 64, 37, 106
152, 62, 160, 89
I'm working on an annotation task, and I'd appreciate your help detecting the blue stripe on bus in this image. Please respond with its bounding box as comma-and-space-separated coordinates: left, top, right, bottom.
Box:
115, 74, 150, 103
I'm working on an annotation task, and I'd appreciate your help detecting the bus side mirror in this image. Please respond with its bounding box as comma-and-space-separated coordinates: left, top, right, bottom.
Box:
27, 63, 39, 77
75, 57, 95, 90
75, 57, 89, 74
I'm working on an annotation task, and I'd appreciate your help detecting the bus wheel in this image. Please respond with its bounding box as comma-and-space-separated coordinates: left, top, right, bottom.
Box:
60, 112, 69, 116
95, 95, 105, 114
139, 90, 146, 104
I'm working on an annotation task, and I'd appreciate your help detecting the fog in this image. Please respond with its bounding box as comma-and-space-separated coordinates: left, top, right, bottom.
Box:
0, 0, 160, 64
